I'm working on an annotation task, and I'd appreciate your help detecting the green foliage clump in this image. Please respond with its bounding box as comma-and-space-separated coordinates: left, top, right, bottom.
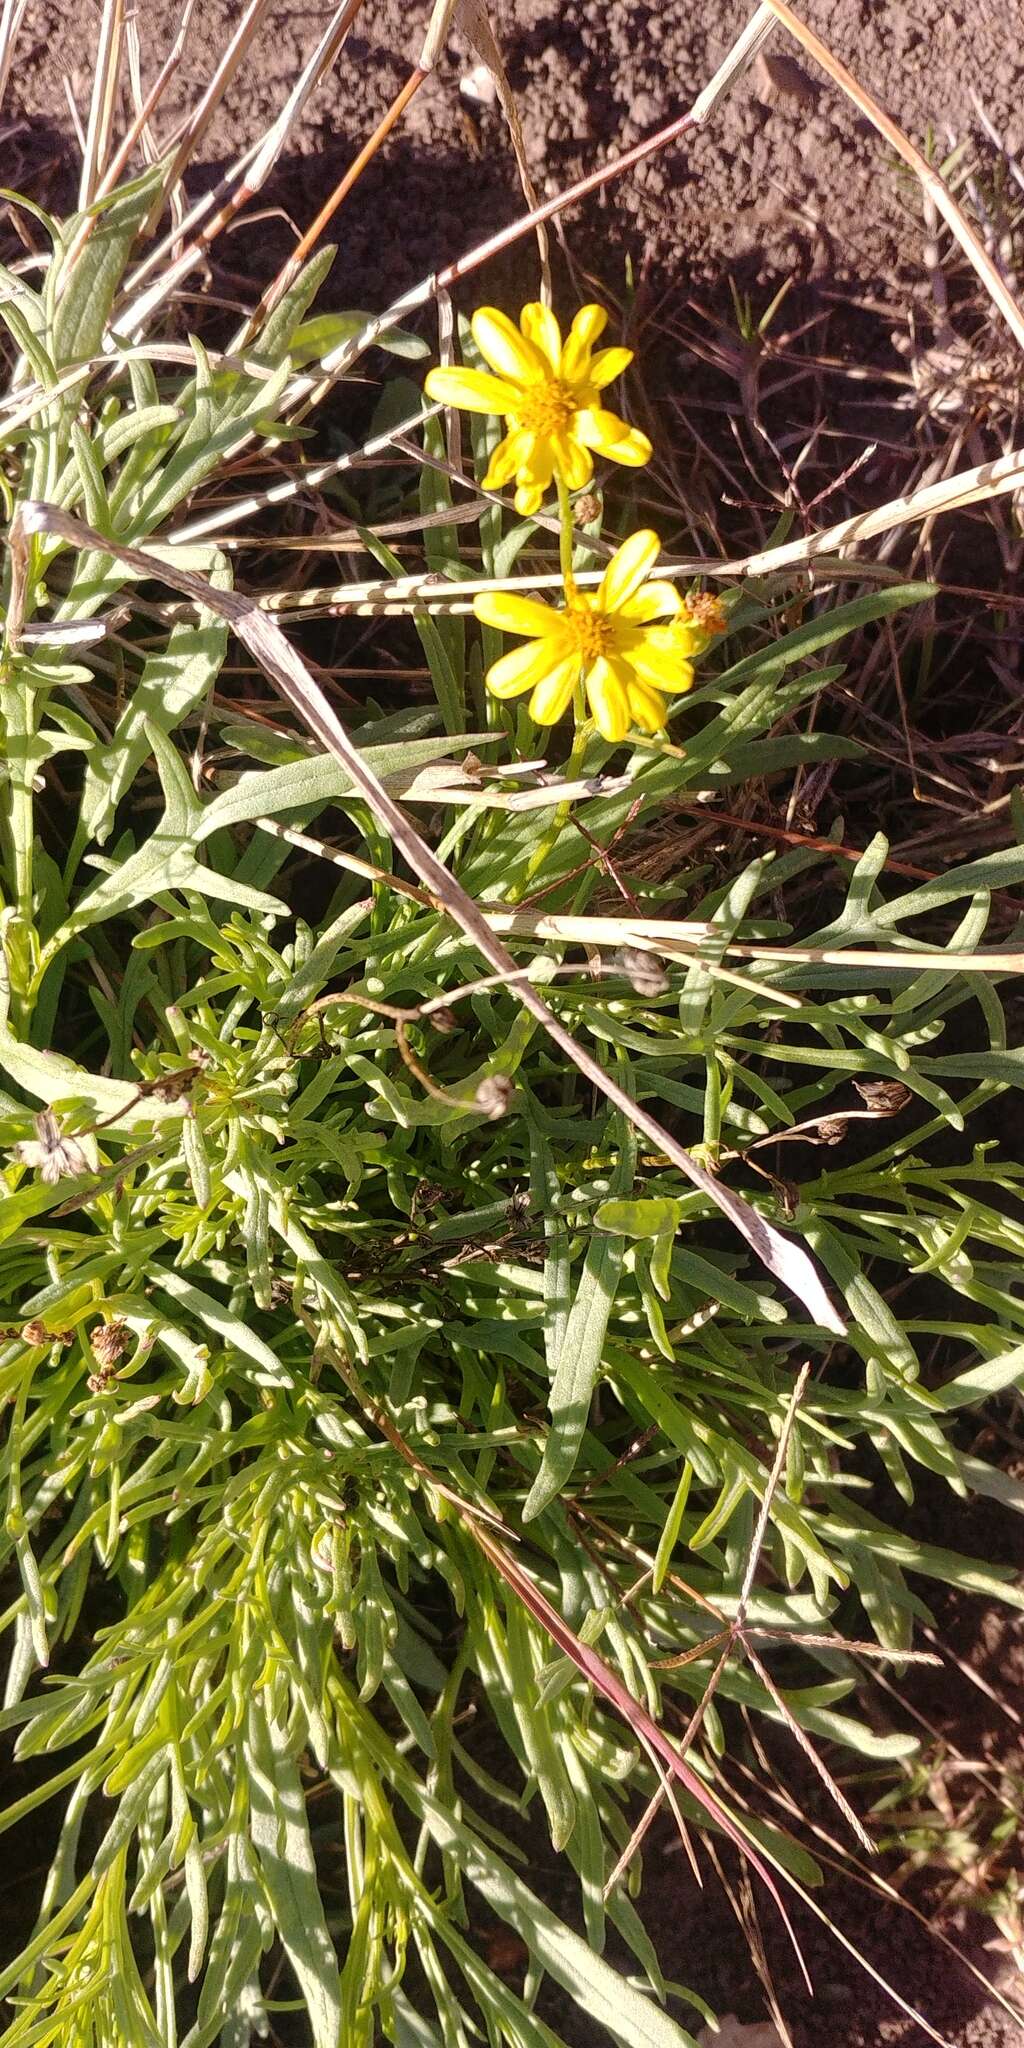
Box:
0, 162, 1021, 2048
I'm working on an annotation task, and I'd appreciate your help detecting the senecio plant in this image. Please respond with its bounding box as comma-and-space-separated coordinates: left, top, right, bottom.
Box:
0, 149, 1023, 2048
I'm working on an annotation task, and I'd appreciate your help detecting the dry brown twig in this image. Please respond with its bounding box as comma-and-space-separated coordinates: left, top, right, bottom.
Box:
100, 0, 198, 242
160, 0, 278, 199
76, 0, 126, 208
604, 1367, 875, 1897
243, 0, 551, 341
486, 912, 1024, 977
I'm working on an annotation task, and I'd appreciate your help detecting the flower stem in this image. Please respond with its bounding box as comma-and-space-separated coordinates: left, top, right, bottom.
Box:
507, 478, 585, 900
513, 705, 590, 897
556, 473, 577, 603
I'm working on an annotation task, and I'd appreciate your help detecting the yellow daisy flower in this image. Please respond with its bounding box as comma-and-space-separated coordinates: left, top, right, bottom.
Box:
473, 530, 709, 744
425, 303, 652, 516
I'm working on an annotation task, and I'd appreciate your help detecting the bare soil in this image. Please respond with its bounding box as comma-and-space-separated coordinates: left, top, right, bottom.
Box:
9, 0, 1024, 302
2, 2, 1023, 2044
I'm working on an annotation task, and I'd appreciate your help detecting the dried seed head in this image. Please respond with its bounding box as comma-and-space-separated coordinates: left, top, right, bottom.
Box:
429, 1005, 459, 1036
618, 946, 670, 998
90, 1319, 130, 1369
573, 491, 602, 526
853, 1079, 913, 1115
475, 1073, 515, 1120
20, 1320, 53, 1347
681, 592, 727, 638
816, 1116, 849, 1146
14, 1110, 89, 1183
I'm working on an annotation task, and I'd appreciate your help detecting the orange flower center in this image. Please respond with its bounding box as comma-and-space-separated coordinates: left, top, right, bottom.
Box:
565, 602, 612, 665
510, 378, 577, 439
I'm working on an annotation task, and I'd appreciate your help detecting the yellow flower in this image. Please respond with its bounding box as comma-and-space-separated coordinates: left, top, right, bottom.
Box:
473, 530, 705, 743
425, 304, 652, 516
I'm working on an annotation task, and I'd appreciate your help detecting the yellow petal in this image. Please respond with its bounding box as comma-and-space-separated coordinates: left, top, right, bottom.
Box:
514, 479, 545, 516
624, 636, 695, 694
513, 438, 555, 513
585, 655, 632, 743
561, 304, 608, 380
571, 405, 630, 451
471, 307, 545, 385
482, 427, 534, 490
619, 581, 683, 622
424, 365, 516, 414
644, 621, 700, 651
626, 680, 669, 732
598, 529, 661, 612
575, 408, 652, 466
513, 434, 553, 488
529, 653, 579, 726
665, 658, 695, 696
586, 345, 634, 389
485, 636, 562, 699
553, 429, 593, 492
603, 423, 653, 468
473, 591, 560, 638
520, 302, 563, 372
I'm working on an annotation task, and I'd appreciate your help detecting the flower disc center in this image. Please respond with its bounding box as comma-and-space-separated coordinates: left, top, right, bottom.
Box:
566, 603, 612, 665
512, 379, 577, 438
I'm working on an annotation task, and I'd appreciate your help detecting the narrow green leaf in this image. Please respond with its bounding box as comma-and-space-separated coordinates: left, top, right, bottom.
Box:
51, 164, 166, 370
245, 1697, 341, 2048
374, 1757, 698, 2048
289, 308, 428, 364
525, 1124, 635, 1521
596, 1197, 683, 1239
933, 1343, 1024, 1409
717, 584, 934, 688
74, 548, 232, 852
200, 733, 492, 839
653, 1463, 693, 1592
360, 528, 464, 735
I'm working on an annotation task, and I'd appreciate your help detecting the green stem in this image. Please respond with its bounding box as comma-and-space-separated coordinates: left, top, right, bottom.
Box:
507, 476, 587, 900
555, 474, 577, 602
514, 706, 590, 897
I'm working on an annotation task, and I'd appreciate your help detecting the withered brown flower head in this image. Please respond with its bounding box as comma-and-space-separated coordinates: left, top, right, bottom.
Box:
90, 1319, 130, 1369
681, 592, 727, 637
475, 1074, 515, 1120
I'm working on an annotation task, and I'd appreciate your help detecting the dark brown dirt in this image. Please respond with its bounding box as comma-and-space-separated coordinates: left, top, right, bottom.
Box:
8, 0, 1024, 305
3, 3, 1024, 2045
